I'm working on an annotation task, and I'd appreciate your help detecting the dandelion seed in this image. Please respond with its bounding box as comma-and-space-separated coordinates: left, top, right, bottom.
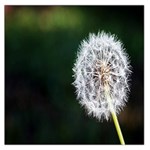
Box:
72, 31, 132, 144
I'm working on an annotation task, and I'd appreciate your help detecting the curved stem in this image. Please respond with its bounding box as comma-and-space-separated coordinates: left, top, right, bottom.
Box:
104, 84, 125, 145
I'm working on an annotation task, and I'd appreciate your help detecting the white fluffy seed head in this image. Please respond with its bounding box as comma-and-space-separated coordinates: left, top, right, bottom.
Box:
72, 31, 132, 121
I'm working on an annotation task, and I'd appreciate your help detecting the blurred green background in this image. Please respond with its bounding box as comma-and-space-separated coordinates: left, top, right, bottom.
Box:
5, 6, 144, 144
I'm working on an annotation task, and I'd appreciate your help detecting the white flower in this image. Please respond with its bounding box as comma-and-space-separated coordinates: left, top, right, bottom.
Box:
72, 31, 132, 121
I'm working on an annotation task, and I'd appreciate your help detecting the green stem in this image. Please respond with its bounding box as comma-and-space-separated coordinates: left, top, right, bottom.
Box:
111, 110, 125, 145
104, 85, 125, 145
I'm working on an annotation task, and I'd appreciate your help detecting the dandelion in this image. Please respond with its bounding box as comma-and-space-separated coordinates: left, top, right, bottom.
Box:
72, 31, 132, 144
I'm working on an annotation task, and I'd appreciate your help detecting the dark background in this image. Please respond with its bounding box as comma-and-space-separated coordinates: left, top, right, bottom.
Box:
5, 6, 144, 144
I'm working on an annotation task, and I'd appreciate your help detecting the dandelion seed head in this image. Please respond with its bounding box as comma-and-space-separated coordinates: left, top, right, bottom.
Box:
72, 31, 132, 121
